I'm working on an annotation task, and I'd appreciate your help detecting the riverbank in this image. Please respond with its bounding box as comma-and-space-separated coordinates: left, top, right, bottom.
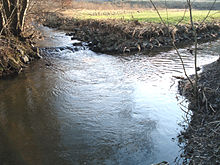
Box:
0, 36, 41, 78
43, 13, 220, 55
178, 59, 220, 164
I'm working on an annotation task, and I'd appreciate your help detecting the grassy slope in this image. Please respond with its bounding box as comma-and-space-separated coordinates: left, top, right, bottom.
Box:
61, 9, 220, 24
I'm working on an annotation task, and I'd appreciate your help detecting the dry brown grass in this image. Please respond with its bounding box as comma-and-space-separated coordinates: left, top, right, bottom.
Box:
70, 0, 145, 10
31, 0, 149, 13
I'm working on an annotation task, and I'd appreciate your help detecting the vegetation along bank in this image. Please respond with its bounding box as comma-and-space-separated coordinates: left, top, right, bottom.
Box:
178, 58, 220, 164
0, 0, 41, 79
0, 36, 41, 78
44, 13, 220, 55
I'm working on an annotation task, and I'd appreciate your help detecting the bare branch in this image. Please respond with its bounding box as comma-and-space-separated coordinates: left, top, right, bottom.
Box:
187, 0, 198, 102
149, 0, 194, 87
200, 0, 217, 25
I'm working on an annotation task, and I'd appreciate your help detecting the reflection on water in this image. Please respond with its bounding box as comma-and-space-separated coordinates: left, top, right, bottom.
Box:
0, 27, 219, 165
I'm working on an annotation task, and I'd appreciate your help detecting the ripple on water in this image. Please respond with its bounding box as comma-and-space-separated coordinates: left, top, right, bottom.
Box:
1, 26, 219, 165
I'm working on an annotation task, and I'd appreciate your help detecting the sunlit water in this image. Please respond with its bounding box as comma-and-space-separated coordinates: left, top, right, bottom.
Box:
0, 27, 219, 165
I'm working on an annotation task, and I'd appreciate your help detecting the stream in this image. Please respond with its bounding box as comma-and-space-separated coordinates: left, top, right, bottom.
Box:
0, 26, 219, 165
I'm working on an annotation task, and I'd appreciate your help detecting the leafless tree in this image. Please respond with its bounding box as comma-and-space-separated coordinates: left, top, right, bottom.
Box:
0, 0, 29, 36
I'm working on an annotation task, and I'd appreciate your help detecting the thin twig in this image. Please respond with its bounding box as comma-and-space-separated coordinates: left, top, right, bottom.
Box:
200, 0, 216, 25
187, 0, 198, 103
149, 0, 194, 88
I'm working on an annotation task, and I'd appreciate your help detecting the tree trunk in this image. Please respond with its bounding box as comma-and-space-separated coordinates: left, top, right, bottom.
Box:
0, 7, 3, 32
0, 0, 29, 36
19, 0, 29, 31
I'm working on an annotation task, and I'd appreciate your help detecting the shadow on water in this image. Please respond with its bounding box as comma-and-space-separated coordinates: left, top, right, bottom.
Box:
0, 125, 27, 165
0, 72, 71, 165
0, 26, 219, 165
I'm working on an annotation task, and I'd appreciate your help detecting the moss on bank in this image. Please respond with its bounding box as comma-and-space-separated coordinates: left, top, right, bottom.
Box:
0, 36, 41, 78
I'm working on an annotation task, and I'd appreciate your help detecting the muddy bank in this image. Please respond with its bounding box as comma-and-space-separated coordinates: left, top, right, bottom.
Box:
43, 13, 220, 54
178, 59, 220, 164
0, 36, 41, 78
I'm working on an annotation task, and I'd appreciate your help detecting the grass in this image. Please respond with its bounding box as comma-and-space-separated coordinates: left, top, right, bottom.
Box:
61, 9, 220, 24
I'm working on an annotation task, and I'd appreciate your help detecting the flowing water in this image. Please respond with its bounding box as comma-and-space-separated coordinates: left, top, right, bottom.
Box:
0, 27, 219, 165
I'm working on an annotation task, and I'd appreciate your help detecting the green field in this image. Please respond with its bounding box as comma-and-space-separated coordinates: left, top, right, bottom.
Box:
61, 9, 220, 24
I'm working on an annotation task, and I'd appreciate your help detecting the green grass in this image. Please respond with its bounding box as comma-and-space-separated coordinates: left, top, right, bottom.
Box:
62, 9, 220, 24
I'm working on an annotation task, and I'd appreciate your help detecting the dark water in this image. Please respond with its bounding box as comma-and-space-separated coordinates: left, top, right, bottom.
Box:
0, 27, 219, 165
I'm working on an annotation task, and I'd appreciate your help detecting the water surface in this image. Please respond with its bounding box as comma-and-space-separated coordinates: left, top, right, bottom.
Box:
0, 27, 219, 165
